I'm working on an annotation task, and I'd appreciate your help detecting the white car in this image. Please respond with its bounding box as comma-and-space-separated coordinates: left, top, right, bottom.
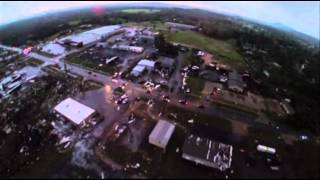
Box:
300, 135, 308, 140
192, 66, 199, 70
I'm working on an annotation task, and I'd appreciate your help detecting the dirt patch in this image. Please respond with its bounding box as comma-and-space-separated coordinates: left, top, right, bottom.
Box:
231, 120, 249, 136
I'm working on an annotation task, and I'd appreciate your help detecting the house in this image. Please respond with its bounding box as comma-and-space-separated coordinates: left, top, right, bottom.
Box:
149, 120, 175, 151
54, 98, 96, 126
130, 65, 146, 77
228, 71, 246, 93
182, 134, 233, 171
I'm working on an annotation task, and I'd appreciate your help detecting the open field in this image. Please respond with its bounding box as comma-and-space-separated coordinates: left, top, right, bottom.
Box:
165, 31, 244, 70
124, 21, 244, 70
121, 9, 161, 14
66, 54, 119, 75
26, 58, 44, 67
186, 76, 206, 96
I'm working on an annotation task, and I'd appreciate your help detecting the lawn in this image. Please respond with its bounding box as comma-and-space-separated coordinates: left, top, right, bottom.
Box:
186, 76, 206, 96
124, 21, 245, 70
26, 58, 44, 67
66, 54, 119, 75
121, 9, 161, 14
35, 50, 57, 58
165, 104, 232, 133
165, 30, 245, 70
68, 20, 81, 26
124, 21, 167, 32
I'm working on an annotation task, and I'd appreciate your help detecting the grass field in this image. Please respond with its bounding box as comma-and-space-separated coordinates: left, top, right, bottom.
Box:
125, 21, 244, 70
186, 76, 206, 96
165, 30, 245, 70
68, 20, 81, 26
121, 9, 161, 14
165, 104, 232, 133
66, 54, 119, 75
26, 58, 44, 67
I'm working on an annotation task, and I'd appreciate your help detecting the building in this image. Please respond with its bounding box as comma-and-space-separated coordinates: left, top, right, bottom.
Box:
0, 72, 23, 97
58, 25, 122, 47
130, 65, 146, 77
228, 71, 246, 93
149, 120, 175, 151
112, 44, 144, 53
165, 22, 197, 31
182, 134, 233, 171
41, 43, 66, 56
54, 98, 96, 126
137, 59, 155, 70
280, 101, 295, 115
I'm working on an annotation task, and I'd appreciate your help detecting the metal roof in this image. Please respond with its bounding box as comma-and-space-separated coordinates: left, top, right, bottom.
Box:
149, 120, 175, 149
138, 59, 155, 68
54, 98, 96, 125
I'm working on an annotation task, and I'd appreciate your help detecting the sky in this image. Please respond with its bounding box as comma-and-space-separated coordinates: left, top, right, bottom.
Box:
0, 1, 319, 39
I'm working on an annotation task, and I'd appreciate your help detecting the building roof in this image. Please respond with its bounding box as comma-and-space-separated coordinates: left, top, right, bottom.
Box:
42, 43, 66, 55
182, 134, 233, 171
149, 120, 175, 149
138, 59, 155, 68
113, 45, 144, 53
132, 65, 146, 73
59, 25, 121, 45
54, 98, 96, 125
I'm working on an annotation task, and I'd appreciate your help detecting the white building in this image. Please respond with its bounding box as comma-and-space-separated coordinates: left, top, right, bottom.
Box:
112, 44, 144, 53
137, 59, 155, 70
130, 65, 146, 77
149, 120, 175, 150
54, 98, 96, 126
59, 25, 122, 46
42, 43, 66, 56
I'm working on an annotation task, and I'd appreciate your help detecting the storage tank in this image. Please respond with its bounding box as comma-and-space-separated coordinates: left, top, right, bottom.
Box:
257, 145, 276, 154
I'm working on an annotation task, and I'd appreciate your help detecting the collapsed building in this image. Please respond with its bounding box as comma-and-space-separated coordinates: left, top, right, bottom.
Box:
182, 134, 233, 171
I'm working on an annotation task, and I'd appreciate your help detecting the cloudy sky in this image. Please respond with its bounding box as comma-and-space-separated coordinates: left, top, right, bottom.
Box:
0, 1, 319, 39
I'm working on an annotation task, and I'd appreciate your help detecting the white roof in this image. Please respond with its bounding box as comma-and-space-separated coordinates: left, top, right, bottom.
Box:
149, 120, 175, 149
54, 98, 96, 125
85, 25, 121, 36
138, 59, 155, 68
59, 25, 121, 45
42, 43, 66, 55
132, 65, 146, 73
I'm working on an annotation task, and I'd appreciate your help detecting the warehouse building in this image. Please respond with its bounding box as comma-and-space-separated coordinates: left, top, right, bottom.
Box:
54, 98, 96, 126
182, 134, 233, 171
149, 120, 176, 151
58, 25, 122, 47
